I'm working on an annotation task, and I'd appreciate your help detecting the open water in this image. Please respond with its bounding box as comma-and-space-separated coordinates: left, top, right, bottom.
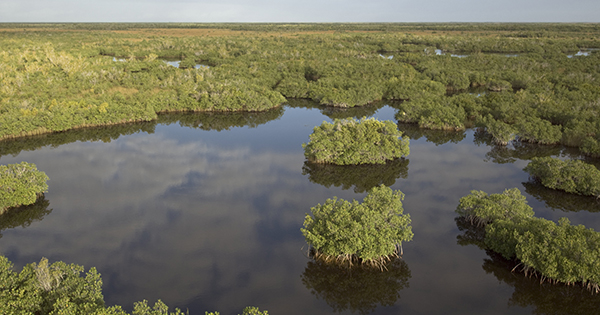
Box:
1, 101, 599, 314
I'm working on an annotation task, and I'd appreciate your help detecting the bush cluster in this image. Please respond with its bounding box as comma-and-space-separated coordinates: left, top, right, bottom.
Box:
0, 256, 267, 315
302, 185, 413, 267
523, 157, 600, 197
456, 188, 600, 293
0, 162, 49, 213
1, 25, 600, 156
302, 117, 410, 165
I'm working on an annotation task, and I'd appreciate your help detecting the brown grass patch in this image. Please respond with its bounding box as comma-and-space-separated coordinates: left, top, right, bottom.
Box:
107, 86, 139, 96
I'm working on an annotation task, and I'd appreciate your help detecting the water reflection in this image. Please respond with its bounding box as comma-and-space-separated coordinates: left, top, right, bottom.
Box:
455, 216, 487, 250
397, 123, 466, 146
302, 159, 409, 193
567, 48, 600, 58
0, 196, 52, 239
2, 104, 599, 314
472, 129, 584, 164
483, 251, 600, 315
0, 109, 283, 158
156, 107, 284, 131
286, 98, 386, 120
162, 59, 210, 69
301, 258, 411, 315
522, 181, 600, 213
0, 122, 157, 158
456, 212, 600, 315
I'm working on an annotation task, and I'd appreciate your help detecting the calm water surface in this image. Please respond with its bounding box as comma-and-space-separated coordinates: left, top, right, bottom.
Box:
1, 102, 599, 315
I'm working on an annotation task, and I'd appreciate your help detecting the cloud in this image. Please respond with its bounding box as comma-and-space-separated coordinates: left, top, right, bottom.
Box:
0, 0, 598, 22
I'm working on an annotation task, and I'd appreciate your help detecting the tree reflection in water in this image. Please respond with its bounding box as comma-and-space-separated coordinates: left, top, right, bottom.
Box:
0, 108, 284, 158
483, 251, 600, 315
285, 98, 385, 120
301, 257, 410, 315
456, 216, 600, 315
301, 158, 409, 193
396, 122, 466, 146
0, 196, 52, 239
522, 181, 600, 213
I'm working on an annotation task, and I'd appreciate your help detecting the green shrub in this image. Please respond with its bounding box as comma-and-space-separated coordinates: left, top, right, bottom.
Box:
523, 157, 600, 197
302, 117, 410, 165
301, 185, 413, 266
0, 256, 113, 315
456, 187, 600, 293
0, 162, 49, 213
455, 188, 534, 226
479, 115, 516, 145
486, 217, 600, 293
516, 117, 562, 145
0, 255, 267, 315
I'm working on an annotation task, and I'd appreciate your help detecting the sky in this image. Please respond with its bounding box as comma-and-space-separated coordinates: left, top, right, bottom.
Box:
1, 0, 599, 23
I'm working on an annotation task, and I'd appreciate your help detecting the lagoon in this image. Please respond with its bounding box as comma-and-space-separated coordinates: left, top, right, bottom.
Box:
1, 102, 599, 315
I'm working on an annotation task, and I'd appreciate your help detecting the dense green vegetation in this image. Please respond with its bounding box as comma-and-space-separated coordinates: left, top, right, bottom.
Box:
302, 118, 410, 165
455, 188, 535, 226
302, 185, 413, 267
1, 23, 599, 156
524, 157, 600, 197
0, 255, 267, 315
2, 22, 600, 312
456, 188, 600, 293
0, 162, 49, 213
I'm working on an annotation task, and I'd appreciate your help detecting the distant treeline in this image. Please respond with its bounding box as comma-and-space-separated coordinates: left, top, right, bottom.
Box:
2, 22, 600, 34
1, 24, 600, 156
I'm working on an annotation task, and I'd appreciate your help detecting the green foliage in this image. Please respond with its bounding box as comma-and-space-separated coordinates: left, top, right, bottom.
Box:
132, 300, 183, 315
0, 162, 49, 213
478, 115, 517, 145
516, 117, 562, 145
396, 95, 469, 130
397, 122, 466, 145
523, 157, 600, 197
302, 117, 410, 165
301, 185, 413, 265
456, 187, 600, 293
0, 256, 108, 315
178, 56, 197, 70
486, 217, 600, 292
205, 306, 268, 315
1, 24, 600, 157
0, 255, 267, 315
384, 78, 446, 100
455, 188, 534, 226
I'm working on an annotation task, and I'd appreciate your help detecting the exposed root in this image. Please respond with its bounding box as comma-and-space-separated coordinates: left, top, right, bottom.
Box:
306, 247, 402, 271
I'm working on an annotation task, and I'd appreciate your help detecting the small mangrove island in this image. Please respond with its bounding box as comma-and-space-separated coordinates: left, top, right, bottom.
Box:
456, 188, 600, 293
302, 185, 413, 268
524, 156, 600, 197
302, 117, 410, 165
0, 162, 49, 214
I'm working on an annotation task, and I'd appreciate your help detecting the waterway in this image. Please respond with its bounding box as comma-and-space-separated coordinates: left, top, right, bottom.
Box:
1, 101, 599, 315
